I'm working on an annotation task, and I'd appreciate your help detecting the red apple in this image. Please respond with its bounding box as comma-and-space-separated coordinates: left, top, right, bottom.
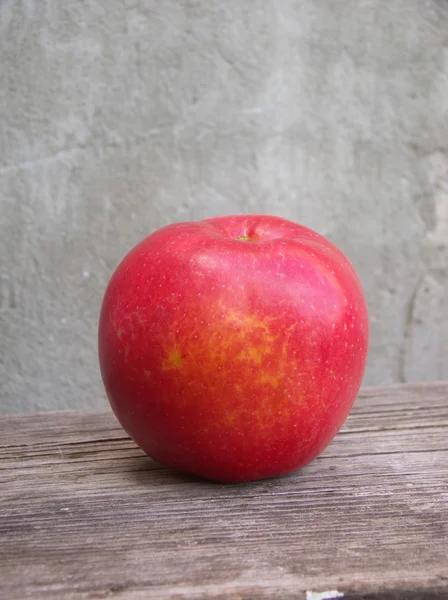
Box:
98, 215, 369, 483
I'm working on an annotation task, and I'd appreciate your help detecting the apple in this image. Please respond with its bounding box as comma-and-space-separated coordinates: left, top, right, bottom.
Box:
98, 215, 368, 483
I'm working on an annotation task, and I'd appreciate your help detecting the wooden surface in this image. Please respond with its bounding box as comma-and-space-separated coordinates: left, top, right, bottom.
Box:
1, 382, 447, 600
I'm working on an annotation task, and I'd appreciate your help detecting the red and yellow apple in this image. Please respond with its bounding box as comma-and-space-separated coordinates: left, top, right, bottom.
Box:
98, 215, 369, 483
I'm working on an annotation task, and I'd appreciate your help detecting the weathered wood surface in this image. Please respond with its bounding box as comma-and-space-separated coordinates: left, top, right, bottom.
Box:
0, 382, 447, 600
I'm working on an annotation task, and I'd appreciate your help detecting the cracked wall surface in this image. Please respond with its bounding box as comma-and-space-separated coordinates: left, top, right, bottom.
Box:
1, 0, 448, 413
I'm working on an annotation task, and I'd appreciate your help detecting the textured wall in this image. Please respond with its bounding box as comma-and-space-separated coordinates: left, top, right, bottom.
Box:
1, 0, 448, 414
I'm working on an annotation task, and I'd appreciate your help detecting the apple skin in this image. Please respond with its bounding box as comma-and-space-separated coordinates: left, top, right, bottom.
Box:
98, 215, 369, 483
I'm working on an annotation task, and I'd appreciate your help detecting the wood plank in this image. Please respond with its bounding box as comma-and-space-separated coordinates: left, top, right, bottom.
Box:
0, 382, 447, 599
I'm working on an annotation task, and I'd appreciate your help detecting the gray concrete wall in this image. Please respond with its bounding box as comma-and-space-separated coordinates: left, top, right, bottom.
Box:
1, 0, 448, 414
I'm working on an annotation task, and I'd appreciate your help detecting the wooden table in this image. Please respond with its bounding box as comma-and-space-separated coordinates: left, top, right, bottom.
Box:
1, 383, 447, 599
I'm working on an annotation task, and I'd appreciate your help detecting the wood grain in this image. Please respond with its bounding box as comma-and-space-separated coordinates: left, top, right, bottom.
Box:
0, 382, 447, 599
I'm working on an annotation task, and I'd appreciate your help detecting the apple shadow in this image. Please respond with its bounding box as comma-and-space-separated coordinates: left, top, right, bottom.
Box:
122, 448, 307, 495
